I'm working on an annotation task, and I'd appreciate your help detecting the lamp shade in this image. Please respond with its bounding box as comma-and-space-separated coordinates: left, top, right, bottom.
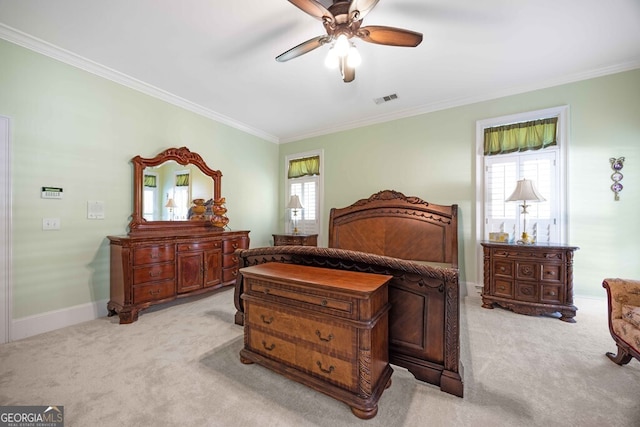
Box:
165, 198, 177, 208
506, 179, 546, 202
286, 195, 303, 210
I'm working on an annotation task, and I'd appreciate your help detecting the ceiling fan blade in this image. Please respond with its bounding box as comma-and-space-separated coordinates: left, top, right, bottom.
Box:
288, 0, 334, 21
348, 0, 380, 21
276, 35, 328, 62
358, 25, 423, 47
342, 64, 355, 83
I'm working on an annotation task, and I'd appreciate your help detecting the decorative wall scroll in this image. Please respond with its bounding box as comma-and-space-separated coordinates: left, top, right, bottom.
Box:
609, 157, 625, 201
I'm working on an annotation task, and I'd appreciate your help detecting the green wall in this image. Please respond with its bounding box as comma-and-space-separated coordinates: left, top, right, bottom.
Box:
0, 39, 279, 318
280, 69, 640, 298
2, 36, 638, 322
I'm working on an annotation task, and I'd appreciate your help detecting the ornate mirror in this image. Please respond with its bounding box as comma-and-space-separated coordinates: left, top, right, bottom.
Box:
128, 147, 223, 235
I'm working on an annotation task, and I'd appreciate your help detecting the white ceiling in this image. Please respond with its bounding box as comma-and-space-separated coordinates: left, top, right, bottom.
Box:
1, 0, 639, 143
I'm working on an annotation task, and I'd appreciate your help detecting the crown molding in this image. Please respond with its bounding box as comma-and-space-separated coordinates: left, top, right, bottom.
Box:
279, 59, 640, 144
0, 24, 279, 144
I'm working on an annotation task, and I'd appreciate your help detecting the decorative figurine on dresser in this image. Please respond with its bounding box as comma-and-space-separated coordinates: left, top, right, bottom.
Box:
107, 147, 250, 324
481, 242, 578, 322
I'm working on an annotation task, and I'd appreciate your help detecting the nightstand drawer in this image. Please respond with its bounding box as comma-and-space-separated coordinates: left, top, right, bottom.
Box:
541, 264, 563, 283
494, 279, 514, 298
494, 260, 514, 278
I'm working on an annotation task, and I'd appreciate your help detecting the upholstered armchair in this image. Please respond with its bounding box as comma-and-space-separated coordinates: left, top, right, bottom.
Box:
603, 278, 640, 365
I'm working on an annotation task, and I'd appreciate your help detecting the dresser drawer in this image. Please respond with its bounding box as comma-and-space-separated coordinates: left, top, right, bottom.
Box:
222, 267, 240, 283
133, 279, 175, 304
177, 241, 220, 252
133, 263, 175, 285
222, 252, 240, 268
133, 245, 174, 265
223, 238, 247, 254
247, 279, 353, 314
246, 301, 354, 356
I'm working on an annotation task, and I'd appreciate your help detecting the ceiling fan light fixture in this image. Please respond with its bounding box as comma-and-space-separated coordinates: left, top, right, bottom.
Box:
346, 44, 361, 68
324, 47, 339, 69
334, 34, 350, 57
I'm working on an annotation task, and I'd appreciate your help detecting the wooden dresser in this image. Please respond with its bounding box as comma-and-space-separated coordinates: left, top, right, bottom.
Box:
108, 230, 249, 324
272, 233, 318, 247
239, 262, 393, 419
481, 242, 578, 322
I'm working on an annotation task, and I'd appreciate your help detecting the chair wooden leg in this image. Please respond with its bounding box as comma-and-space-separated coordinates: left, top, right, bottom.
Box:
606, 345, 633, 365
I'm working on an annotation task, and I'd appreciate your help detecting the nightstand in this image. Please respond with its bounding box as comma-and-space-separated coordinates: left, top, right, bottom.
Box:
481, 241, 579, 322
272, 233, 318, 247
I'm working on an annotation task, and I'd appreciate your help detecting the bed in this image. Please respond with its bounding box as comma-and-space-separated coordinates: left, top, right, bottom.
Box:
234, 190, 463, 397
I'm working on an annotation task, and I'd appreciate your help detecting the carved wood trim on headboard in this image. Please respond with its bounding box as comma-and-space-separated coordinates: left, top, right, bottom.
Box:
328, 190, 458, 267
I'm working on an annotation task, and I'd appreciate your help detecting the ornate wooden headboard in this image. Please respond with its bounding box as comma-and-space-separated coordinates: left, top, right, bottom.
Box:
328, 190, 458, 267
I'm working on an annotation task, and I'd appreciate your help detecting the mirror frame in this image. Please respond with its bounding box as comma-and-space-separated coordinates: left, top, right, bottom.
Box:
128, 147, 222, 235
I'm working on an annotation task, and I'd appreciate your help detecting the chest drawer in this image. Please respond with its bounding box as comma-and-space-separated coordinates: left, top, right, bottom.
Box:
247, 279, 354, 316
133, 263, 175, 285
247, 328, 356, 390
133, 279, 175, 304
246, 301, 355, 356
177, 241, 220, 252
133, 245, 174, 265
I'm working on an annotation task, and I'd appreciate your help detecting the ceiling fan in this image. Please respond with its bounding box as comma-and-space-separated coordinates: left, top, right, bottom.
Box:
276, 0, 423, 83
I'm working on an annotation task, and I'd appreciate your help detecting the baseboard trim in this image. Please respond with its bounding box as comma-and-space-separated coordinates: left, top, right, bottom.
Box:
11, 299, 109, 341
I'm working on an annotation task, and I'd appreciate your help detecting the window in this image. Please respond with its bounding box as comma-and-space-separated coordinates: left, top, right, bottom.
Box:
143, 173, 158, 221
477, 106, 569, 246
173, 171, 190, 220
285, 151, 323, 239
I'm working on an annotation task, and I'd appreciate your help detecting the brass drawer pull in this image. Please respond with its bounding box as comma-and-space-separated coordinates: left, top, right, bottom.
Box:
261, 315, 274, 324
316, 361, 334, 374
263, 288, 270, 295
149, 289, 160, 296
315, 330, 334, 342
498, 286, 505, 291
232, 243, 239, 249
149, 271, 161, 277
321, 299, 328, 307
261, 341, 275, 351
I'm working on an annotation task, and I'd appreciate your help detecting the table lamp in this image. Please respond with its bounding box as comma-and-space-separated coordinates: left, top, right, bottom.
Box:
286, 195, 304, 234
506, 179, 545, 244
165, 198, 177, 221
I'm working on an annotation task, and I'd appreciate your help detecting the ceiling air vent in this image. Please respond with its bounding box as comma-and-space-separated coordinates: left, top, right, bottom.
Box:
374, 93, 398, 105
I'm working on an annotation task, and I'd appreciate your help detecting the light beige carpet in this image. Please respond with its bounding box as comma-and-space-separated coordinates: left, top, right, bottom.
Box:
1, 288, 638, 426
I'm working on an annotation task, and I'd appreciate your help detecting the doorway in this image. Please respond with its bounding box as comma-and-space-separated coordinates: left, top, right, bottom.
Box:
0, 115, 11, 343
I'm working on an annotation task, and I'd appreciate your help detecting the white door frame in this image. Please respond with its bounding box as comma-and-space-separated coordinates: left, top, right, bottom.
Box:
0, 115, 11, 343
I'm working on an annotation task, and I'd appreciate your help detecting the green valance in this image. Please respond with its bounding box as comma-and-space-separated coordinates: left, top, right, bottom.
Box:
175, 173, 189, 187
484, 117, 558, 156
143, 174, 156, 188
288, 155, 320, 179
